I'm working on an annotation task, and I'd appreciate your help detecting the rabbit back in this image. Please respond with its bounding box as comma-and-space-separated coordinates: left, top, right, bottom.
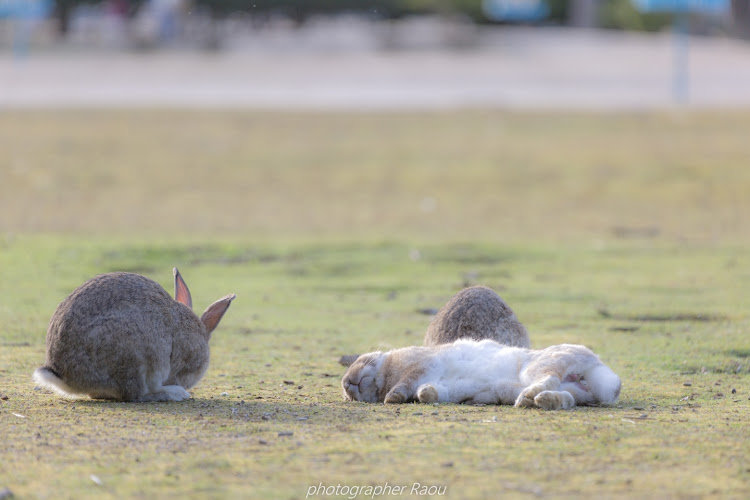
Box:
38, 272, 208, 401
424, 286, 530, 348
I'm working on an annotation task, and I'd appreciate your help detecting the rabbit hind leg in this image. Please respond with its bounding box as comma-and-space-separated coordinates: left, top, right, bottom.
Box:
533, 390, 576, 410
129, 366, 189, 402
515, 375, 561, 408
141, 367, 190, 401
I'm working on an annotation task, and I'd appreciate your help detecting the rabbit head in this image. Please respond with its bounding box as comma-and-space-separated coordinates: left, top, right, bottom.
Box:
341, 351, 386, 402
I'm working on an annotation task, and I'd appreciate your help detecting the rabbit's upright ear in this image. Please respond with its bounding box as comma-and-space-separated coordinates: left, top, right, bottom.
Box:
173, 268, 193, 309
201, 294, 237, 334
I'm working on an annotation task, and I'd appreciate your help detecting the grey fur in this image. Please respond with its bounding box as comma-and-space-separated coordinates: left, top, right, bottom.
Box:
339, 285, 529, 367
423, 286, 530, 348
33, 269, 235, 402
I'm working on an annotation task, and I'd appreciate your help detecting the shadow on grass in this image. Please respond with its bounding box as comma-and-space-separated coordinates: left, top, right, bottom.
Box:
64, 396, 378, 425
63, 394, 635, 424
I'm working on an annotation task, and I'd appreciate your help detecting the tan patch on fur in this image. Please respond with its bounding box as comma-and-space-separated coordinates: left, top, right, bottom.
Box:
376, 347, 429, 403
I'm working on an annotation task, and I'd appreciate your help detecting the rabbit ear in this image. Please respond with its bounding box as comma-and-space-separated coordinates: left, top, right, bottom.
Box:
339, 354, 360, 367
201, 294, 236, 335
173, 268, 193, 309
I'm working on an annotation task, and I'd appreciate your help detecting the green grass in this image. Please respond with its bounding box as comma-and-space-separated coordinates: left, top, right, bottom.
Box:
2, 110, 750, 242
1, 111, 749, 499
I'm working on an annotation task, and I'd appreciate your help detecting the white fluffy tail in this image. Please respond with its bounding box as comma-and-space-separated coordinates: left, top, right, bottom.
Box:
33, 367, 79, 397
587, 365, 622, 404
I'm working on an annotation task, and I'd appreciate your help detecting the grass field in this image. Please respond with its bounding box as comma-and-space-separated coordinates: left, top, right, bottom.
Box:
1, 111, 749, 499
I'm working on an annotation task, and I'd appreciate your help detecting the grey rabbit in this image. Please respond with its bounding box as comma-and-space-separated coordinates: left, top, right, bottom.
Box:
423, 285, 529, 348
339, 285, 529, 367
33, 268, 235, 402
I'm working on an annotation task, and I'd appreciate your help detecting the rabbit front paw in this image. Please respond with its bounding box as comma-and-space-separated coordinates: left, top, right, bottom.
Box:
417, 384, 439, 404
384, 388, 409, 404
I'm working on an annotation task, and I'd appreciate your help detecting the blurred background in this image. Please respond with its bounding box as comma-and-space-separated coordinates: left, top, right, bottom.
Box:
2, 0, 750, 242
2, 0, 750, 109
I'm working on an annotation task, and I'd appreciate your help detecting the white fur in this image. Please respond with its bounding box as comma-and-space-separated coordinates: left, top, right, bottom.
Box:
33, 367, 81, 398
33, 367, 123, 400
414, 340, 525, 404
139, 385, 191, 402
585, 365, 622, 404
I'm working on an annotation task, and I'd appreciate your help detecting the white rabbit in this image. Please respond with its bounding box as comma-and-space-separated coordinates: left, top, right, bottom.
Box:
342, 339, 621, 410
33, 268, 235, 402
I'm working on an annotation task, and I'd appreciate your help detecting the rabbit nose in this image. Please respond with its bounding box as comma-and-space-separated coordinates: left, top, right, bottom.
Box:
345, 378, 360, 390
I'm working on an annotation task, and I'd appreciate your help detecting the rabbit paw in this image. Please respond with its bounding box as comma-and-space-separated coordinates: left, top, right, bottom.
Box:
514, 384, 544, 408
384, 388, 408, 404
163, 385, 191, 401
139, 385, 191, 402
417, 384, 439, 404
534, 391, 575, 411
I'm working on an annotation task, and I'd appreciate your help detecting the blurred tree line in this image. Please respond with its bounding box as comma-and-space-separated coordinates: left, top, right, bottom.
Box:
173, 0, 482, 22
52, 0, 750, 37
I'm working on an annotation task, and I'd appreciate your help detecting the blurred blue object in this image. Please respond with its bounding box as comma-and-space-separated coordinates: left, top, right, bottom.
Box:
0, 0, 53, 58
0, 0, 53, 18
630, 0, 730, 106
482, 0, 549, 22
631, 0, 729, 13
